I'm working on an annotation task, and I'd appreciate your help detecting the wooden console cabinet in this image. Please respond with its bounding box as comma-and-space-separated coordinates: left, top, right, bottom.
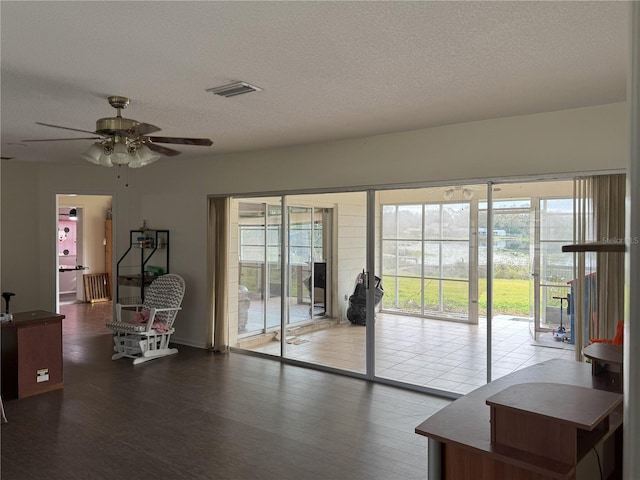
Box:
486, 383, 621, 478
1, 310, 65, 399
416, 360, 623, 480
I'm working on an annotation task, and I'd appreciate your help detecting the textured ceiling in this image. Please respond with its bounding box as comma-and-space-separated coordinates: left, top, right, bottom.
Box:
0, 1, 629, 165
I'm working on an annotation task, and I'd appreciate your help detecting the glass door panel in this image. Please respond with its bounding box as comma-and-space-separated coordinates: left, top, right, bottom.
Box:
234, 198, 282, 357
488, 181, 575, 382
538, 197, 573, 333
489, 196, 532, 381
282, 192, 363, 374
238, 202, 267, 336
376, 186, 485, 395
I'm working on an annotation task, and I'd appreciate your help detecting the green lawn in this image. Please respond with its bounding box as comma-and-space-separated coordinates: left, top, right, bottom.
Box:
382, 277, 532, 316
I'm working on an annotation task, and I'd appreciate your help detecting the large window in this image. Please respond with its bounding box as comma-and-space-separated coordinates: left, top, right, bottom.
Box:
382, 201, 473, 321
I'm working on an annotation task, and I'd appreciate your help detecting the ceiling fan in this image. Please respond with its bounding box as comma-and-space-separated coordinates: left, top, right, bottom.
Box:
23, 96, 213, 168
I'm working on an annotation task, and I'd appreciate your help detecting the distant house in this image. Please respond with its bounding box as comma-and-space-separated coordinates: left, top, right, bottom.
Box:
478, 228, 507, 236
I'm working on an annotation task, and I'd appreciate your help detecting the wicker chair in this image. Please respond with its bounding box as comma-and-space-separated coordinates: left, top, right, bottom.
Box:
106, 274, 185, 365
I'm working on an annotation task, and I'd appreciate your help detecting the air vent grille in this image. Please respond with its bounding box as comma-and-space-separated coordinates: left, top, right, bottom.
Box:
206, 81, 262, 98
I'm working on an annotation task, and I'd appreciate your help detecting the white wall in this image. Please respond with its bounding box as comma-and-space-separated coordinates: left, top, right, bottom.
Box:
334, 193, 368, 321
0, 102, 628, 343
1, 162, 40, 312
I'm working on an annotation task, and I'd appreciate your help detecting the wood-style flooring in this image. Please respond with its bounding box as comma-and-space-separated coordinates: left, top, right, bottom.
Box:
1, 302, 450, 479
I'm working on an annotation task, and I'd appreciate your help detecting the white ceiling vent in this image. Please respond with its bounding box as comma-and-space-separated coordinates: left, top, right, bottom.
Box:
206, 81, 262, 98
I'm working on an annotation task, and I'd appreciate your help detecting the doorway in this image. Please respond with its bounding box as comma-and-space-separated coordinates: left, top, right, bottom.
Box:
58, 206, 82, 304
56, 195, 113, 308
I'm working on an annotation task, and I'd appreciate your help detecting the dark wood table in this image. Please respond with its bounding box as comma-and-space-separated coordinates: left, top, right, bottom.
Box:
415, 359, 623, 479
582, 343, 623, 393
1, 310, 65, 399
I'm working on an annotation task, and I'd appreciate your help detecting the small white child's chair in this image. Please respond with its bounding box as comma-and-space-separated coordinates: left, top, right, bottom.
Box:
106, 274, 185, 365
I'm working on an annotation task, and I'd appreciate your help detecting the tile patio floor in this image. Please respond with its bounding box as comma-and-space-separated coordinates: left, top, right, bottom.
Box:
246, 312, 578, 395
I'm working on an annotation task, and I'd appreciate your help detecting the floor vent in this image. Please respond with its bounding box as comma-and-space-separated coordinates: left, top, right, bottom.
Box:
206, 81, 262, 97
83, 273, 111, 303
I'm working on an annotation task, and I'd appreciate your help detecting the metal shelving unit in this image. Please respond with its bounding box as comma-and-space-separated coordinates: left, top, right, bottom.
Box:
116, 229, 169, 304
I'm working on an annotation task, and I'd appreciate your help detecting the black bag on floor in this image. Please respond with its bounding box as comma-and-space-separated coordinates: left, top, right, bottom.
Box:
347, 272, 383, 326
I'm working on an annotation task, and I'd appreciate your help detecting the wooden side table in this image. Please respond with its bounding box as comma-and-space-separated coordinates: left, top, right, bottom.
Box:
1, 310, 65, 399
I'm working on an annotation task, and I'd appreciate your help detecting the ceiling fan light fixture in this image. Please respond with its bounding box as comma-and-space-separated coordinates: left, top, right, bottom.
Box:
81, 143, 105, 165
110, 142, 132, 165
128, 145, 160, 169
97, 151, 114, 167
82, 142, 115, 167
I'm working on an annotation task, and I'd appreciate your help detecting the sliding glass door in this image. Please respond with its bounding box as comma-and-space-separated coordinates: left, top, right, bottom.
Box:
226, 179, 582, 396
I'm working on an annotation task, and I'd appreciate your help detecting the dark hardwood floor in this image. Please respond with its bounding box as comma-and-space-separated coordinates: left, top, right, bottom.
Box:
1, 302, 450, 479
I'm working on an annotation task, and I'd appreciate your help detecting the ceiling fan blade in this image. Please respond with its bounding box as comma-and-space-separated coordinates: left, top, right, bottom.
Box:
35, 122, 99, 136
146, 136, 213, 146
22, 137, 102, 142
145, 141, 182, 157
130, 122, 161, 135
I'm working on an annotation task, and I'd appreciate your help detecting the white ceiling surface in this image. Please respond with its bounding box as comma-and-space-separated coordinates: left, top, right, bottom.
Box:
0, 1, 629, 166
